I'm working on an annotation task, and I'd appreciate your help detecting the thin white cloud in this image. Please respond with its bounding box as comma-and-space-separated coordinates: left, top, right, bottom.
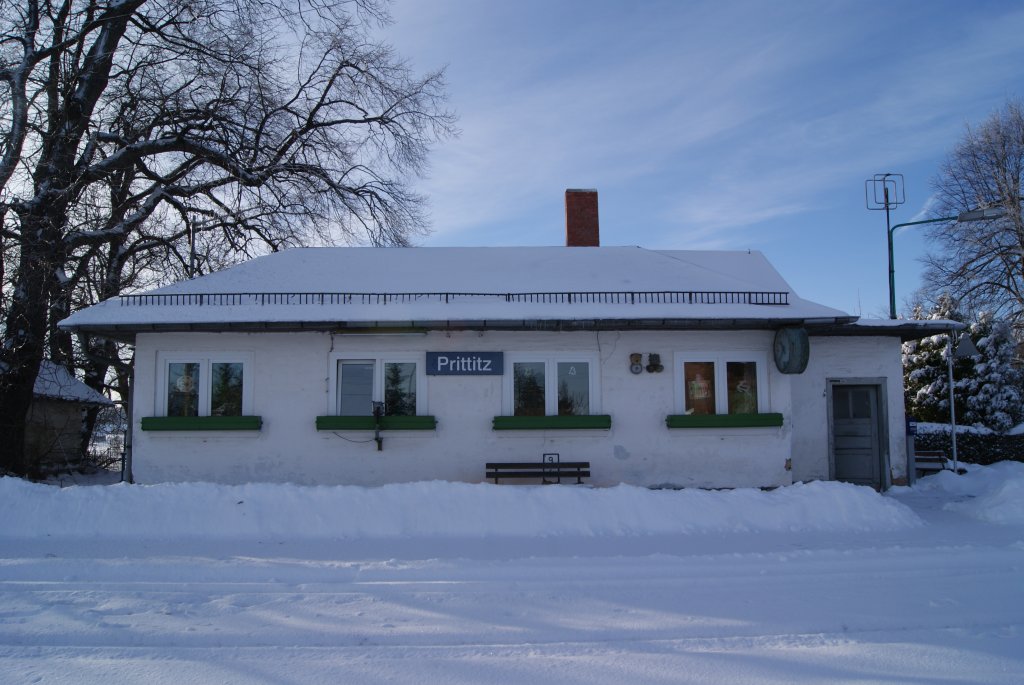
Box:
908, 195, 940, 223
383, 0, 1024, 253
409, 8, 827, 237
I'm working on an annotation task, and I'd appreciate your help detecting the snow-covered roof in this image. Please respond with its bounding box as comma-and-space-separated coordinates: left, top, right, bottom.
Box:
33, 361, 113, 406
61, 246, 856, 336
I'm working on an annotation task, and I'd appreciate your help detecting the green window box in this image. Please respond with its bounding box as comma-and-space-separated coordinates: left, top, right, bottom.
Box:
492, 415, 612, 430
315, 415, 437, 431
665, 413, 783, 429
141, 416, 263, 431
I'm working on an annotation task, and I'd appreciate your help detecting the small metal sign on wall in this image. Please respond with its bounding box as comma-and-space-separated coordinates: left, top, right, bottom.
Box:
426, 352, 504, 375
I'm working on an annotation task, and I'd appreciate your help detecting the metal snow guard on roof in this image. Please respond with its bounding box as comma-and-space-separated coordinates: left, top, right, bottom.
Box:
118, 290, 791, 307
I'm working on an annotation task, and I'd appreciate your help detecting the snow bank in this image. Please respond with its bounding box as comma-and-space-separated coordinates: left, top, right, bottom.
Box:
0, 478, 921, 540
913, 461, 1024, 525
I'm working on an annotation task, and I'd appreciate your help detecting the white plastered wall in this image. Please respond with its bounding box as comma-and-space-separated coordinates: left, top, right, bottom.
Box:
789, 336, 908, 485
132, 329, 801, 487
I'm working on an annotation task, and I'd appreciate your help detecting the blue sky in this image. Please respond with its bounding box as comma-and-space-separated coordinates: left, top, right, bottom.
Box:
384, 0, 1024, 316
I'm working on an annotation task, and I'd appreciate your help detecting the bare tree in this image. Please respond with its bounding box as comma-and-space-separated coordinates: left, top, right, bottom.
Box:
923, 100, 1024, 331
0, 0, 455, 475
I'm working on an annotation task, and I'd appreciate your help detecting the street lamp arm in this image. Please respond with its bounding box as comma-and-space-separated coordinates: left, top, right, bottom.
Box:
890, 207, 1006, 238
886, 207, 1006, 319
889, 215, 957, 238
887, 216, 957, 319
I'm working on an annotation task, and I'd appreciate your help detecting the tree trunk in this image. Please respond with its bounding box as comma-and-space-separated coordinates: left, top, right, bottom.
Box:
0, 234, 56, 475
0, 1, 142, 475
115, 358, 134, 483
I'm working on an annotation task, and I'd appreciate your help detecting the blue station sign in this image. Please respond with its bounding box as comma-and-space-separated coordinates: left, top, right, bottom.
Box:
426, 351, 504, 376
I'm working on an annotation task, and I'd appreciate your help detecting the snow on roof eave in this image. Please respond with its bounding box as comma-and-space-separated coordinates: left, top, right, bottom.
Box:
65, 313, 860, 338
60, 290, 852, 333
806, 318, 967, 342
34, 390, 113, 406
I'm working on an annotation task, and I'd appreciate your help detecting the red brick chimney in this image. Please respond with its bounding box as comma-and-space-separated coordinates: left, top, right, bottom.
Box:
565, 189, 599, 247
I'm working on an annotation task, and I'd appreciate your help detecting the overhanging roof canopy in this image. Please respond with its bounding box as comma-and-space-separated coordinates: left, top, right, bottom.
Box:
805, 317, 967, 341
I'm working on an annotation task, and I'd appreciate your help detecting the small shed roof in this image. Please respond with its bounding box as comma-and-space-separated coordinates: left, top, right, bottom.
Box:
34, 361, 113, 406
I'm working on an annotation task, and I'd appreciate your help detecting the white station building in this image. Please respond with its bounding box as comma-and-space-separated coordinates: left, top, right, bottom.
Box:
61, 190, 952, 490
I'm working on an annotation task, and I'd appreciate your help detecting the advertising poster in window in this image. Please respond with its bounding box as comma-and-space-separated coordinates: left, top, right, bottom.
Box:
726, 361, 758, 415
684, 362, 715, 415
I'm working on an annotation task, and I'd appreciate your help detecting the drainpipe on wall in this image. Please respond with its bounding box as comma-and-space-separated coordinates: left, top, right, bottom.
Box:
122, 383, 134, 484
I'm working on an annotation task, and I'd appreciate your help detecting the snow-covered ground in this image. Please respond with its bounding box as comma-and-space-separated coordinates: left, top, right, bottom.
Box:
2, 464, 1023, 684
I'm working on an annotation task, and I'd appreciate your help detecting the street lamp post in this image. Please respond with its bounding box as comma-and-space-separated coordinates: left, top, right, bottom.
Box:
947, 330, 980, 474
886, 207, 1005, 319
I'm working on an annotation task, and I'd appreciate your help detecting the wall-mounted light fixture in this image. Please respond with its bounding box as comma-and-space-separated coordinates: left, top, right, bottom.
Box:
646, 353, 663, 373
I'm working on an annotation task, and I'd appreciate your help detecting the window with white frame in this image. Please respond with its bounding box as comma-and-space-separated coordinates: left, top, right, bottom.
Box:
506, 356, 597, 416
335, 357, 422, 416
676, 353, 767, 416
159, 355, 251, 417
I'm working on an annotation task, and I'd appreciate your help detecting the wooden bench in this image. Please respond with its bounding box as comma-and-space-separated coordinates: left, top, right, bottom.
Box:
486, 460, 591, 484
914, 450, 949, 476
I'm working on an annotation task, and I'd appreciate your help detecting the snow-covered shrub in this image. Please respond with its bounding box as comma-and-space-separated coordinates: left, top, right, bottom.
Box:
902, 298, 1024, 433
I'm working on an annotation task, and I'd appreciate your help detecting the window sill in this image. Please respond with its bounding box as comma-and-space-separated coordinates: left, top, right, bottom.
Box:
492, 415, 612, 430
315, 415, 437, 431
666, 413, 783, 429
141, 416, 263, 431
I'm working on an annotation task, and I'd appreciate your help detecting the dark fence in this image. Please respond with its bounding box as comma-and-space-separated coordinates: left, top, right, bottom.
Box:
915, 428, 1024, 465
119, 290, 791, 307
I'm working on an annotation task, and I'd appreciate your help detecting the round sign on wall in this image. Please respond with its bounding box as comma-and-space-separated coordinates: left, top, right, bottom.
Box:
773, 327, 809, 374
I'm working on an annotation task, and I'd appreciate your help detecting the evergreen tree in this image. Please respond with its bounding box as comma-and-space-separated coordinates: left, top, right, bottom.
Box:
902, 296, 974, 424
960, 313, 1024, 432
903, 296, 1024, 432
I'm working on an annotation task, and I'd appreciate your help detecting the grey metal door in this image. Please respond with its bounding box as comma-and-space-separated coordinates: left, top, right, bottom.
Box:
832, 385, 881, 488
